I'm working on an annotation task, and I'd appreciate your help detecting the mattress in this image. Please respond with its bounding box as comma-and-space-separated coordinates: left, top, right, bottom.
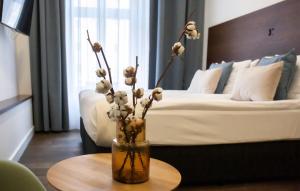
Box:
79, 90, 300, 147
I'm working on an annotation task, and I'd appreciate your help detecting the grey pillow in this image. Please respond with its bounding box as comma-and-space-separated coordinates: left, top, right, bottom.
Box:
257, 49, 297, 100
209, 62, 233, 93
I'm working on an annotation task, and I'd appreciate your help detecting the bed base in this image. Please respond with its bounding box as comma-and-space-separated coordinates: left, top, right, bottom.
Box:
80, 118, 300, 185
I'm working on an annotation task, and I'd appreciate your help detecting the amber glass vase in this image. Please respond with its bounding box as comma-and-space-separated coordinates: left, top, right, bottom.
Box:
112, 119, 150, 184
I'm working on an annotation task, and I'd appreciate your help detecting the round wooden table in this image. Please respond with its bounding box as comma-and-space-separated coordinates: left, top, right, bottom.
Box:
47, 153, 181, 191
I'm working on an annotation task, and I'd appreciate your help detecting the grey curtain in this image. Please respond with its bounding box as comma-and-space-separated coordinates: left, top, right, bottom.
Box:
29, 0, 69, 132
149, 0, 205, 90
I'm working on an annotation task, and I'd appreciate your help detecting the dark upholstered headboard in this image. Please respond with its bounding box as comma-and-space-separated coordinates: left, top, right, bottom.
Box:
207, 0, 300, 69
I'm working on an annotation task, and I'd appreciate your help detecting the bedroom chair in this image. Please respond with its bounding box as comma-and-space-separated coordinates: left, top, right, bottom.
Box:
0, 160, 46, 191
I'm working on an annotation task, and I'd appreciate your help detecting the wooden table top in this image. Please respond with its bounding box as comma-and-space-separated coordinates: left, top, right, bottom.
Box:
47, 153, 181, 191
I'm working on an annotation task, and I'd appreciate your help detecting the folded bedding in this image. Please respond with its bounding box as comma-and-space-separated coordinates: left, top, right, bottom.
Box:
80, 90, 300, 147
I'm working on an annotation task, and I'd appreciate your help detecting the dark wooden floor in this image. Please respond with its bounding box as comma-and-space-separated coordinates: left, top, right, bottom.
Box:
20, 130, 83, 191
20, 130, 300, 191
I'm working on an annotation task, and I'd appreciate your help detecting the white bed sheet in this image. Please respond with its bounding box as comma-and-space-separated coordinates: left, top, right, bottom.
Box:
79, 90, 300, 147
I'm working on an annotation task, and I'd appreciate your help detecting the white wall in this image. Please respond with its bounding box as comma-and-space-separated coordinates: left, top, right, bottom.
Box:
15, 34, 32, 95
203, 0, 285, 69
0, 100, 33, 160
0, 26, 18, 100
0, 25, 33, 161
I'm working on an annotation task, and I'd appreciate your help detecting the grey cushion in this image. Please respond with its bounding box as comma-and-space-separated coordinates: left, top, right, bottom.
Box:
257, 49, 297, 100
209, 62, 233, 93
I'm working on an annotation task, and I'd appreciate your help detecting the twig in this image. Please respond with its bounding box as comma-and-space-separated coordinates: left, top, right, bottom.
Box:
87, 30, 116, 95
130, 148, 135, 181
138, 151, 146, 171
187, 8, 197, 21
86, 30, 105, 76
142, 9, 198, 119
118, 151, 130, 177
142, 98, 152, 119
117, 127, 146, 179
100, 49, 112, 84
176, 8, 197, 44
154, 10, 192, 87
177, 30, 186, 42
117, 122, 131, 177
132, 56, 139, 116
100, 49, 115, 95
154, 55, 176, 88
142, 55, 175, 119
176, 8, 198, 43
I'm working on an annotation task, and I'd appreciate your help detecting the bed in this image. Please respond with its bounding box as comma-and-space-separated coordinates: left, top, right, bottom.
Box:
80, 0, 300, 185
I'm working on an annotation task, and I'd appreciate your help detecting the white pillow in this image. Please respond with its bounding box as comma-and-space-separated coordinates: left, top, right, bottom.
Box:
188, 68, 222, 93
250, 59, 260, 67
231, 61, 284, 101
288, 55, 300, 99
223, 60, 252, 94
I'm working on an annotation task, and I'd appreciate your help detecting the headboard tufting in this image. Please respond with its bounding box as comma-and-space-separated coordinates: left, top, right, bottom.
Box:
207, 0, 300, 69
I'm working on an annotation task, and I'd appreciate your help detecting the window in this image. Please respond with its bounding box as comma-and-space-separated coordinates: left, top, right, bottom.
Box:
65, 0, 150, 129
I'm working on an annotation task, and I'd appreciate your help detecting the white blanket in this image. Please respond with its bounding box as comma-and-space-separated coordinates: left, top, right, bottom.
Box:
80, 90, 300, 147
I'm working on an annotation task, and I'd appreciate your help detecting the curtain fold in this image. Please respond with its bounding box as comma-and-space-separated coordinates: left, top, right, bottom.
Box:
149, 0, 205, 90
29, 0, 69, 132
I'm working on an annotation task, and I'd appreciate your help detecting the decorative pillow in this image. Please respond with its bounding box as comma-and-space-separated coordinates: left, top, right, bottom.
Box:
223, 60, 252, 94
188, 68, 222, 93
257, 49, 297, 100
209, 62, 233, 94
288, 55, 300, 98
231, 61, 284, 101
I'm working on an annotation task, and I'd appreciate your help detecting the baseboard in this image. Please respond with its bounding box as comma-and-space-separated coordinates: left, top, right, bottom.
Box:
9, 127, 34, 161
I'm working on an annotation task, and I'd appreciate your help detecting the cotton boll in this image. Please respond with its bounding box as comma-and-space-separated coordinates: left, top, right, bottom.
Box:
185, 21, 201, 40
107, 105, 121, 121
152, 87, 163, 101
123, 66, 136, 78
133, 118, 144, 129
127, 117, 144, 133
140, 98, 151, 108
134, 88, 144, 98
186, 21, 196, 26
119, 105, 133, 118
172, 42, 185, 56
186, 30, 200, 40
96, 79, 112, 94
93, 42, 102, 52
96, 68, 107, 78
153, 93, 162, 101
114, 91, 128, 105
105, 92, 114, 104
186, 24, 196, 31
125, 77, 136, 86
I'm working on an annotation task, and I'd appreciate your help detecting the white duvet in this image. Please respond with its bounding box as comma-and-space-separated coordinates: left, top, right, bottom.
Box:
80, 90, 300, 147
